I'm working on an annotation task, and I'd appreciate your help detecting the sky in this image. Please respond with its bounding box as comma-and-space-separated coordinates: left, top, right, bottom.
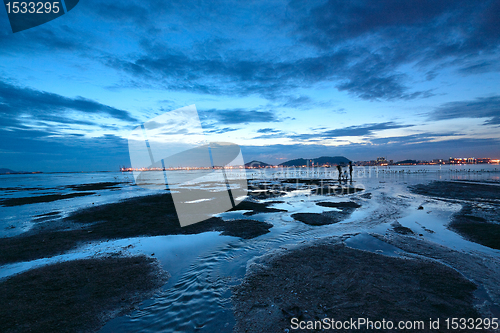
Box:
1, 0, 499, 171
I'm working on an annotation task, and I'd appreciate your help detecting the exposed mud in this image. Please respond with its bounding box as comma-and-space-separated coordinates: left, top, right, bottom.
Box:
233, 240, 481, 333
0, 255, 169, 333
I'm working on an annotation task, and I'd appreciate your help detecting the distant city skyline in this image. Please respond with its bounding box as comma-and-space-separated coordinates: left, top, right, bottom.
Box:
1, 1, 500, 172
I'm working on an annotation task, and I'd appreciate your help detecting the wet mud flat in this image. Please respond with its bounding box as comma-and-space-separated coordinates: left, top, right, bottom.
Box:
450, 204, 500, 250
374, 233, 500, 319
410, 181, 500, 204
0, 182, 128, 207
232, 241, 481, 333
0, 192, 96, 207
292, 201, 361, 226
0, 192, 275, 264
411, 181, 500, 250
0, 255, 168, 333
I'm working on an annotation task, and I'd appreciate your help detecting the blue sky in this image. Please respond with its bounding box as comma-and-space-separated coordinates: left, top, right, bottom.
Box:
1, 0, 499, 171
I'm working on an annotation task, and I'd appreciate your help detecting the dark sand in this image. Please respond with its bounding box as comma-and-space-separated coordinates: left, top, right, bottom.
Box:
0, 255, 168, 333
411, 181, 500, 250
0, 193, 275, 264
450, 204, 500, 250
316, 201, 361, 209
391, 221, 416, 235
0, 182, 131, 207
411, 181, 500, 204
0, 192, 96, 207
232, 241, 481, 333
231, 200, 287, 215
65, 181, 125, 191
373, 232, 500, 319
291, 201, 361, 226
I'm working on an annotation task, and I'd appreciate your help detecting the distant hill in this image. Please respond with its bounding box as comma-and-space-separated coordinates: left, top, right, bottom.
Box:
0, 168, 41, 175
279, 156, 351, 167
245, 160, 271, 168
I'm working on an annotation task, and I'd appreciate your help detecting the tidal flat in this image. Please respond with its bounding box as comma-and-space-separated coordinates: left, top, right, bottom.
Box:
0, 171, 499, 332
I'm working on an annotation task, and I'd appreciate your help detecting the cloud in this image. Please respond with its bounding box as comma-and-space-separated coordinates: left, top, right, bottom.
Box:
458, 61, 499, 74
0, 80, 138, 125
252, 128, 288, 139
283, 0, 500, 98
201, 109, 279, 125
204, 127, 239, 134
4, 0, 499, 103
290, 122, 413, 140
52, 0, 493, 102
105, 44, 432, 101
291, 0, 500, 55
257, 128, 281, 134
280, 95, 313, 108
369, 133, 462, 145
429, 96, 500, 124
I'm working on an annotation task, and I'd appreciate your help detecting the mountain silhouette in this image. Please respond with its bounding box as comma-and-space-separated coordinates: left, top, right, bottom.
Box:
244, 160, 271, 168
279, 156, 351, 167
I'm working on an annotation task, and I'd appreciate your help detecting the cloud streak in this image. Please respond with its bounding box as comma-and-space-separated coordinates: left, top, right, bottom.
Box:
200, 109, 279, 125
0, 80, 138, 126
429, 96, 500, 125
290, 122, 413, 140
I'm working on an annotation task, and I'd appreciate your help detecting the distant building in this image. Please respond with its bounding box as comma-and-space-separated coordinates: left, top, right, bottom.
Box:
449, 157, 476, 164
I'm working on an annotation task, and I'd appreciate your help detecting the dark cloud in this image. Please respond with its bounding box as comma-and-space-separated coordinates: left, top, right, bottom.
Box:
75, 1, 497, 101
91, 2, 150, 24
281, 95, 313, 108
290, 122, 413, 140
107, 49, 433, 101
204, 127, 239, 134
252, 128, 287, 139
257, 128, 281, 134
291, 0, 500, 55
369, 133, 462, 145
4, 0, 499, 102
0, 21, 92, 56
201, 109, 279, 125
458, 61, 499, 75
283, 0, 500, 98
0, 80, 138, 124
429, 96, 500, 124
